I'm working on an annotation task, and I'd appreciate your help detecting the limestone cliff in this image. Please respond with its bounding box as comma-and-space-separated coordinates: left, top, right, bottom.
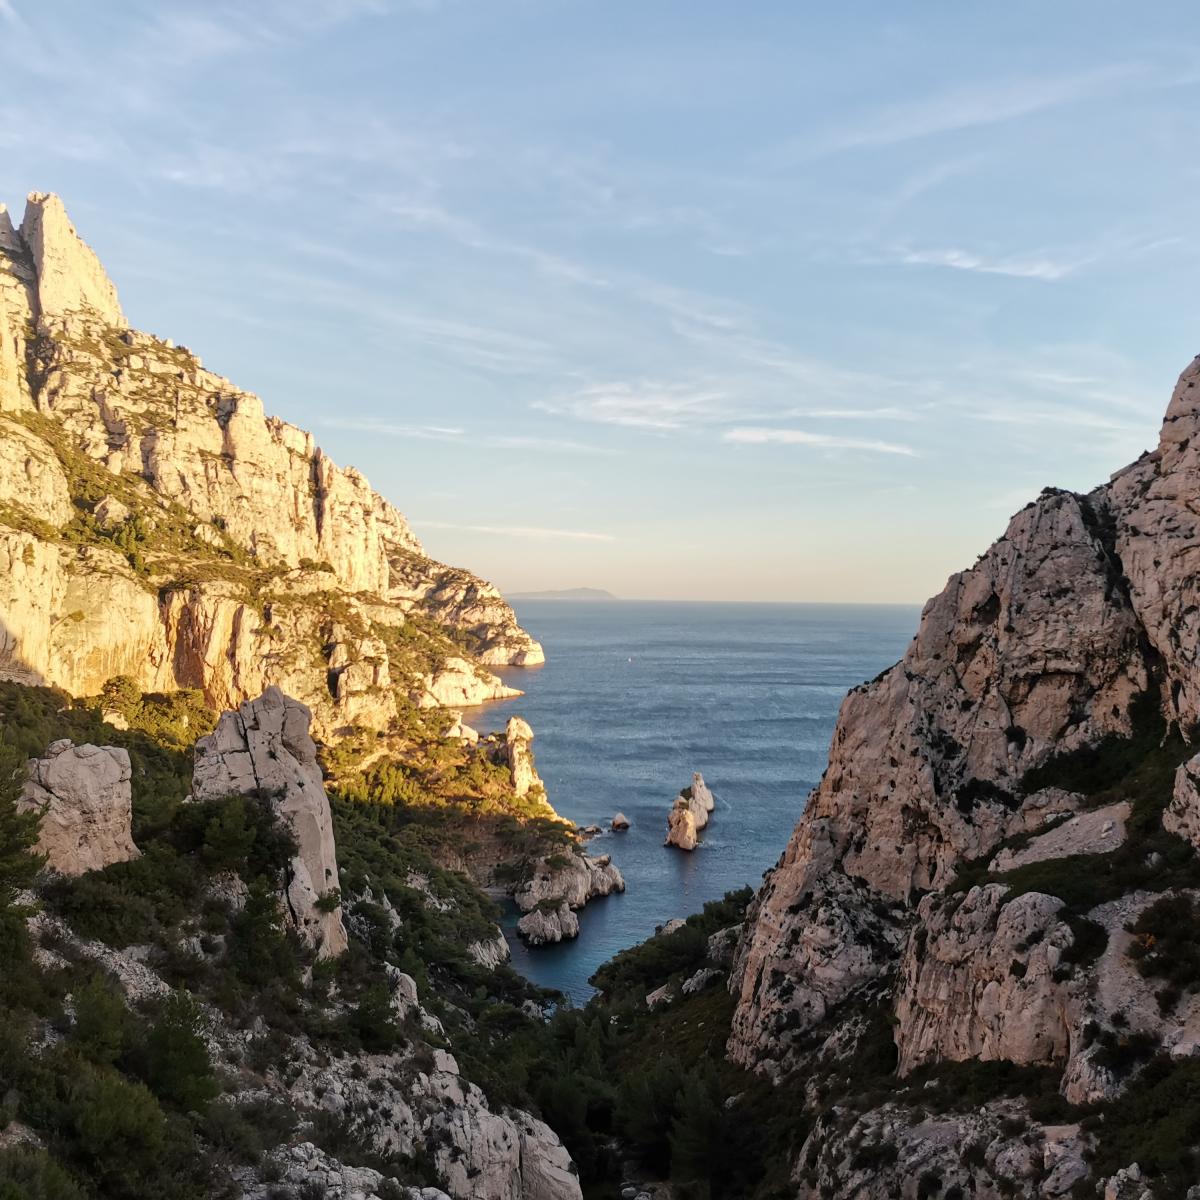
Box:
724, 355, 1200, 1193
0, 192, 541, 736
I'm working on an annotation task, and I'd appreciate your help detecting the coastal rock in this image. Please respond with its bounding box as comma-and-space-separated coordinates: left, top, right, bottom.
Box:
665, 804, 698, 851
18, 739, 138, 875
518, 901, 579, 946
500, 716, 537, 797
611, 812, 630, 830
417, 657, 522, 709
513, 852, 625, 914
192, 687, 348, 957
664, 772, 715, 850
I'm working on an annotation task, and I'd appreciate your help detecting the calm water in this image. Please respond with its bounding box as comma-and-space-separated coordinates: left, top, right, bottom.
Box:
472, 601, 918, 1004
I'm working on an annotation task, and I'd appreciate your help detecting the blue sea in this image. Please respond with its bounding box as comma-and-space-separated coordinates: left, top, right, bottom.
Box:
473, 601, 918, 1004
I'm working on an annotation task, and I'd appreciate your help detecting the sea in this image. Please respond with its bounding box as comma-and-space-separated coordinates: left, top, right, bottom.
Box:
472, 600, 919, 1005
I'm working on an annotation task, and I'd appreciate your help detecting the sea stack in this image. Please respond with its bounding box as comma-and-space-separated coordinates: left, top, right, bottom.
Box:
665, 772, 715, 851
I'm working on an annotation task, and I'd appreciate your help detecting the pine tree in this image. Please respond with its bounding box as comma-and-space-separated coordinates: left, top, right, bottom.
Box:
0, 742, 43, 915
669, 1062, 726, 1191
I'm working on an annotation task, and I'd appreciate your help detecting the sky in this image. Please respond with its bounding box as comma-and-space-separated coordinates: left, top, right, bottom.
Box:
2, 2, 1200, 602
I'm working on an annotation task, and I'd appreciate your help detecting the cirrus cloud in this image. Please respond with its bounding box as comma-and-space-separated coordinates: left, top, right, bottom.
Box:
723, 427, 917, 456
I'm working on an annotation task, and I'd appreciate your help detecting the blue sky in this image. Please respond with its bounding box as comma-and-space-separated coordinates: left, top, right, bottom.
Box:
2, 1, 1199, 601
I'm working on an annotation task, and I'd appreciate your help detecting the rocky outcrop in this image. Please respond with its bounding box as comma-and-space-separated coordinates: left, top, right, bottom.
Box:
192, 688, 348, 957
611, 812, 629, 830
495, 716, 538, 797
894, 885, 1076, 1075
513, 851, 624, 944
665, 772, 715, 851
0, 192, 540, 735
18, 739, 138, 874
467, 927, 511, 969
286, 1044, 582, 1200
240, 1142, 450, 1200
1165, 751, 1200, 851
795, 1101, 1089, 1199
719, 351, 1200, 1188
518, 901, 580, 946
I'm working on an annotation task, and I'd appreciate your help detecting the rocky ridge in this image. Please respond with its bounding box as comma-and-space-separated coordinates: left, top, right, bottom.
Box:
0, 191, 541, 738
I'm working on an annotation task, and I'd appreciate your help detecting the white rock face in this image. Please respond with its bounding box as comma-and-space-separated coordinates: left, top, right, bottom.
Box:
418, 657, 522, 709
192, 688, 348, 957
514, 852, 625, 913
467, 927, 511, 968
1165, 751, 1200, 850
18, 739, 138, 875
0, 192, 541, 732
21, 192, 125, 326
894, 885, 1076, 1075
518, 901, 580, 946
500, 716, 537, 797
730, 483, 1152, 1072
665, 772, 715, 850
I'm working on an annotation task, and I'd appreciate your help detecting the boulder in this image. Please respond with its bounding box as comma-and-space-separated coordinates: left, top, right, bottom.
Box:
18, 739, 138, 875
191, 687, 348, 957
517, 902, 579, 946
611, 812, 630, 830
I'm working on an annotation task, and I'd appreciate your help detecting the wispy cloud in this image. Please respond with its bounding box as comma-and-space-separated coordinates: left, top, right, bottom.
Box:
0, 0, 21, 27
322, 419, 464, 440
323, 418, 608, 453
723, 427, 918, 456
535, 381, 733, 430
417, 520, 616, 542
785, 405, 919, 421
890, 245, 1089, 281
379, 196, 611, 287
770, 63, 1146, 163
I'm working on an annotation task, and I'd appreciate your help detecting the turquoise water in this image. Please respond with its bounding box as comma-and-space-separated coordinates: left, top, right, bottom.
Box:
473, 601, 918, 1004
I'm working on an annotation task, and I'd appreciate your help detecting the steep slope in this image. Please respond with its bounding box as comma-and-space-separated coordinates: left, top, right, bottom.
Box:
0, 192, 541, 737
0, 679, 584, 1200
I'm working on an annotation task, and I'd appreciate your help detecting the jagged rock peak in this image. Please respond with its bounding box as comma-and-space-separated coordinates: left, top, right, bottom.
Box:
19, 191, 125, 327
0, 203, 21, 253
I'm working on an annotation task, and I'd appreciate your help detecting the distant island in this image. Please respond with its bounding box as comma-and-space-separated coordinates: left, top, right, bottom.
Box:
509, 587, 619, 601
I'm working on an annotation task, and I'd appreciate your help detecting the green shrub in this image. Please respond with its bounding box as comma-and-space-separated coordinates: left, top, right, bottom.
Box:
0, 1147, 84, 1200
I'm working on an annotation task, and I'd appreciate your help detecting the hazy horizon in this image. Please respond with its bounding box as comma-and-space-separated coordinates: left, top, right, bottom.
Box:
4, 2, 1199, 601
